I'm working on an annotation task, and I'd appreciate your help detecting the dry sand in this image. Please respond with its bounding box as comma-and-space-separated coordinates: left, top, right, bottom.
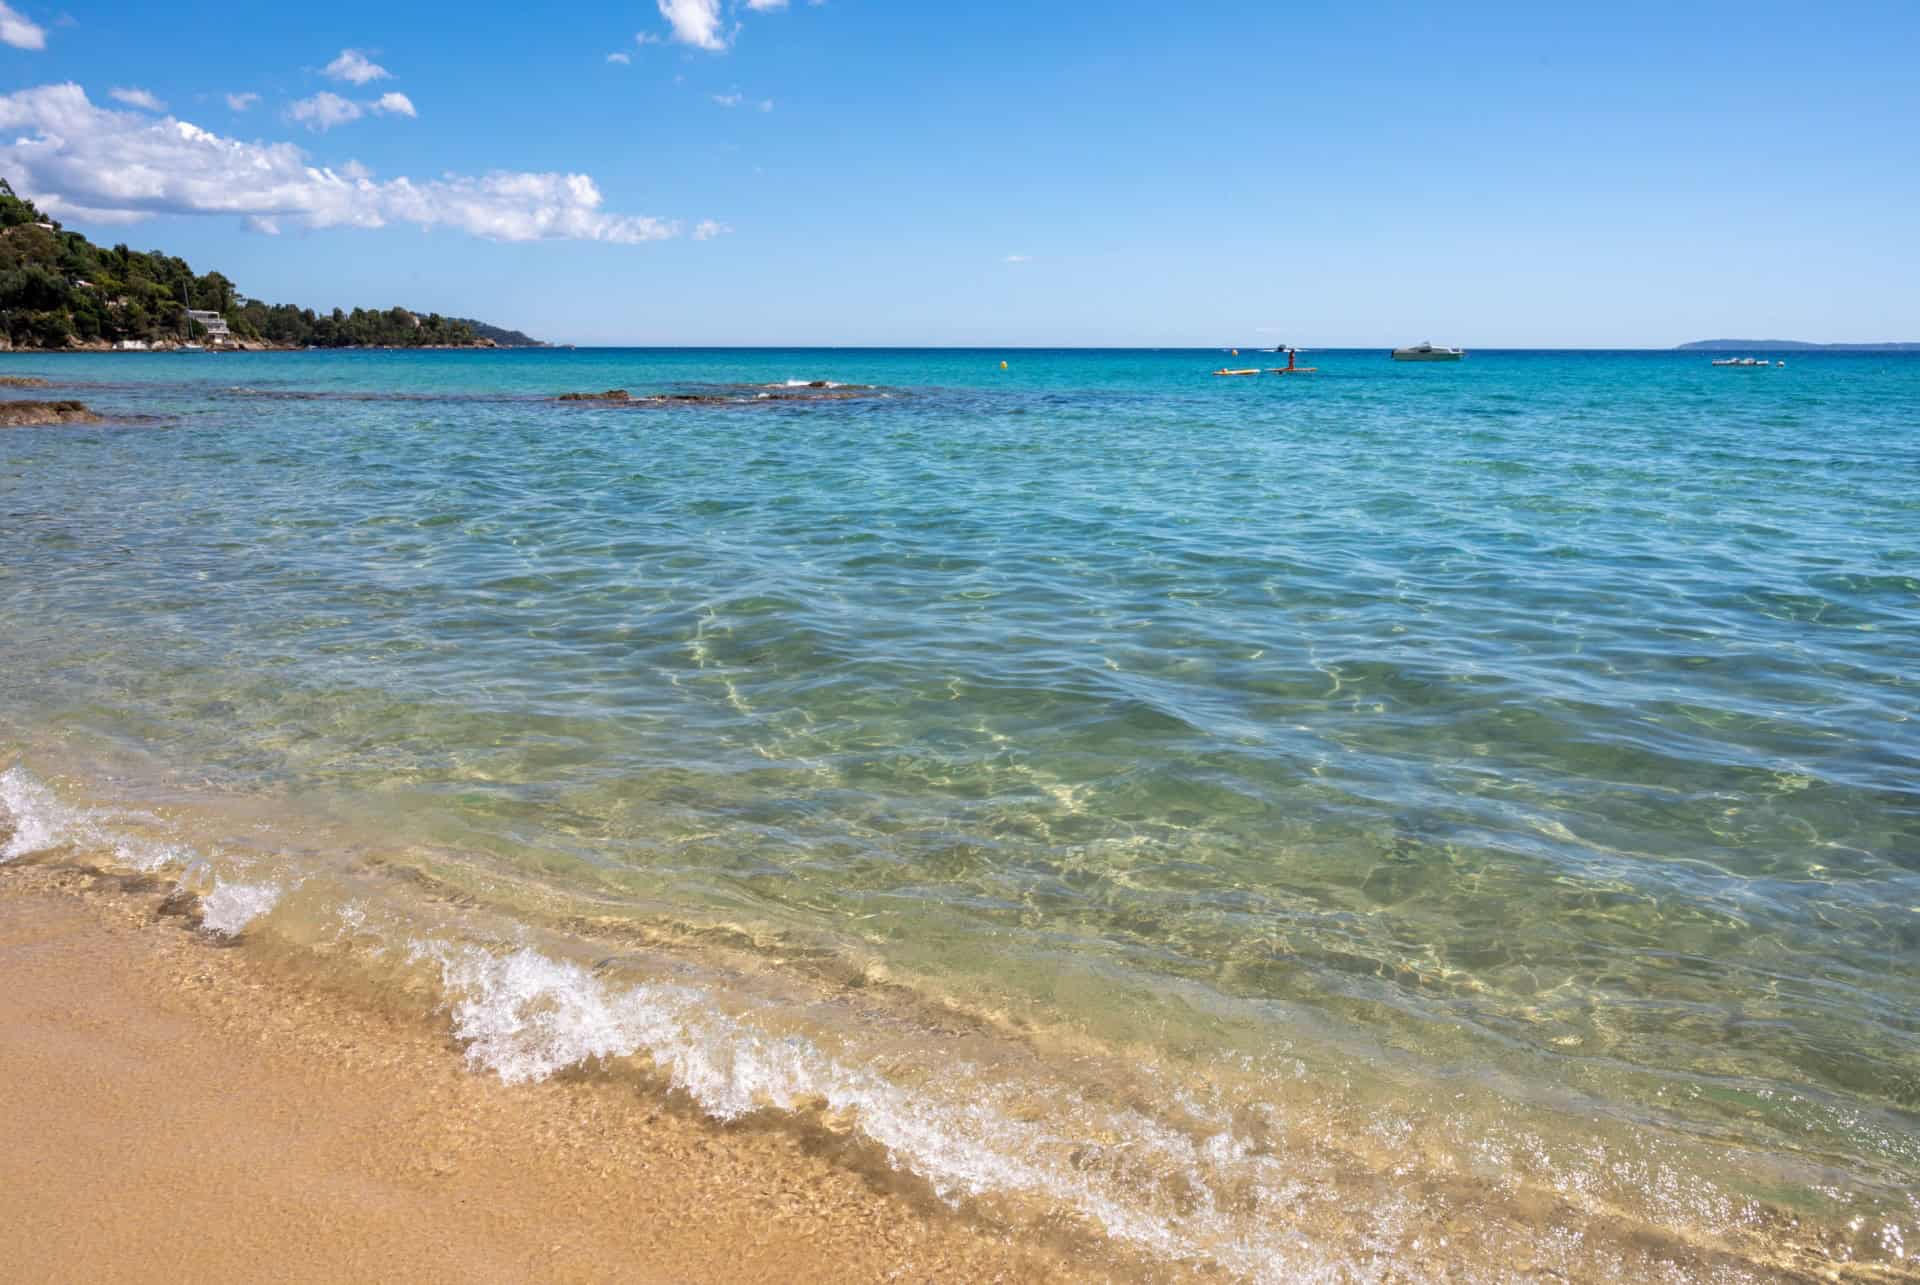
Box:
0, 863, 1127, 1284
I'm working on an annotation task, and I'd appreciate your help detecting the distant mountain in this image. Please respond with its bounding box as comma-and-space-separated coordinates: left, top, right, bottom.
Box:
1678, 339, 1920, 352
453, 318, 545, 348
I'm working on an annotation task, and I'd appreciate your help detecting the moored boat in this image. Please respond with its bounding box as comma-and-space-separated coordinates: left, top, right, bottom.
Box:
1392, 342, 1464, 361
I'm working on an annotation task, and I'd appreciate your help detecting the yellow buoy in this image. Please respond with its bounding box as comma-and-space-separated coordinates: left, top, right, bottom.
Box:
1000, 360, 1008, 369
1231, 349, 1238, 356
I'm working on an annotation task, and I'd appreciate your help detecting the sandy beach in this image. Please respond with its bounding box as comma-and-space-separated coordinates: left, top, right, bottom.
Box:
0, 861, 1123, 1284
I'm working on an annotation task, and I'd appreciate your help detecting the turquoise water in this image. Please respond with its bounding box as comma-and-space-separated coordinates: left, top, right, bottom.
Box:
3, 349, 1917, 1277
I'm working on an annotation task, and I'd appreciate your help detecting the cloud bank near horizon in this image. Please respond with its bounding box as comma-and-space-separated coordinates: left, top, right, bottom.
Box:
0, 83, 701, 245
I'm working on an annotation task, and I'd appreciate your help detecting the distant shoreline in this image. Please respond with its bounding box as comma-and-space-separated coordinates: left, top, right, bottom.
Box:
1677, 339, 1920, 352
6, 342, 1920, 354
0, 341, 513, 354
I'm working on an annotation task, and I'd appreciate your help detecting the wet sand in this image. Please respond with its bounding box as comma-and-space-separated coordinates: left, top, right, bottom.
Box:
0, 863, 1115, 1284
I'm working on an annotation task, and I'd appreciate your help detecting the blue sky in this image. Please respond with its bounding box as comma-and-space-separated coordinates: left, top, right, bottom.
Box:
3, 0, 1918, 346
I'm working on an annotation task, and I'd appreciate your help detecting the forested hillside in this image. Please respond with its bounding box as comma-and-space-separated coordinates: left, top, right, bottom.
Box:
0, 178, 538, 350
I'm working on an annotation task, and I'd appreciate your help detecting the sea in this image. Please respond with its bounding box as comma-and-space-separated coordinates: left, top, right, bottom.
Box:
2, 348, 1915, 1280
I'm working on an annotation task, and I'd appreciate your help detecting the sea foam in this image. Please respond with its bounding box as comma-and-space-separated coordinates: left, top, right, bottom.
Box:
198, 880, 285, 937
0, 766, 206, 873
0, 766, 281, 933
411, 937, 1368, 1280
1, 765, 96, 860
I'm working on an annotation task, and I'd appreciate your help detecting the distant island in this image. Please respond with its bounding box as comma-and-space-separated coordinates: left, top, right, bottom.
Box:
1678, 339, 1920, 352
0, 177, 541, 352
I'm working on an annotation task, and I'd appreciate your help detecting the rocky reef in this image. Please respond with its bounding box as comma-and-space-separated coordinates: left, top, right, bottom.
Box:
0, 399, 103, 426
553, 382, 888, 407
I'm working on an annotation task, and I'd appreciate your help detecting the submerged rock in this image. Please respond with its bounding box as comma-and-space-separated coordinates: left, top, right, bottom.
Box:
554, 383, 890, 408
0, 399, 103, 426
0, 376, 51, 388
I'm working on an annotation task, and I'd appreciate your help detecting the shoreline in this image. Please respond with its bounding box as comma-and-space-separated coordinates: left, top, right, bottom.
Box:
0, 813, 1892, 1283
0, 861, 1119, 1283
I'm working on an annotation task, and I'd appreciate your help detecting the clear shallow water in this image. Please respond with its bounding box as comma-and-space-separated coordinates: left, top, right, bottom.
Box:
2, 349, 1917, 1277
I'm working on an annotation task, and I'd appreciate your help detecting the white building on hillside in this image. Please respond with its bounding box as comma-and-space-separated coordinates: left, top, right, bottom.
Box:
186, 309, 232, 344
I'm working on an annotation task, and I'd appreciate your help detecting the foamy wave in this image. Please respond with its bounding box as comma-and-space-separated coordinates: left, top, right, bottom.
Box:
0, 765, 206, 872
3, 766, 1334, 1276
199, 880, 284, 937
412, 938, 1361, 1279
0, 765, 280, 935
1, 765, 100, 860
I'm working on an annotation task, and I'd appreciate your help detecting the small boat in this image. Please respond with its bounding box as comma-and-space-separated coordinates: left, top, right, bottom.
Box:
1213, 367, 1261, 376
1392, 343, 1463, 361
1710, 357, 1772, 367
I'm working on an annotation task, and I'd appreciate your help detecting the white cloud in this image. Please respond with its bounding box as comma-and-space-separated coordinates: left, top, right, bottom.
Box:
226, 92, 260, 112
323, 48, 391, 85
288, 91, 362, 132
1004, 254, 1031, 263
0, 1, 45, 49
244, 215, 279, 235
658, 0, 726, 50
693, 219, 729, 240
606, 51, 631, 63
706, 92, 769, 113
649, 0, 811, 51
0, 83, 683, 245
371, 91, 416, 118
109, 86, 166, 112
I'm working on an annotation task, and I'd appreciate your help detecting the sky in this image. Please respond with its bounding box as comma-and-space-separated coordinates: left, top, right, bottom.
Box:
2, 0, 1918, 347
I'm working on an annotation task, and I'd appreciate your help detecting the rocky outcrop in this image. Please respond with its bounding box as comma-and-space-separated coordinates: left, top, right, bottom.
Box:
0, 399, 104, 426
0, 375, 51, 388
557, 389, 631, 401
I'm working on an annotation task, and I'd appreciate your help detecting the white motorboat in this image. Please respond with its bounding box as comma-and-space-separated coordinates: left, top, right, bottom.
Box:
1392, 342, 1464, 362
